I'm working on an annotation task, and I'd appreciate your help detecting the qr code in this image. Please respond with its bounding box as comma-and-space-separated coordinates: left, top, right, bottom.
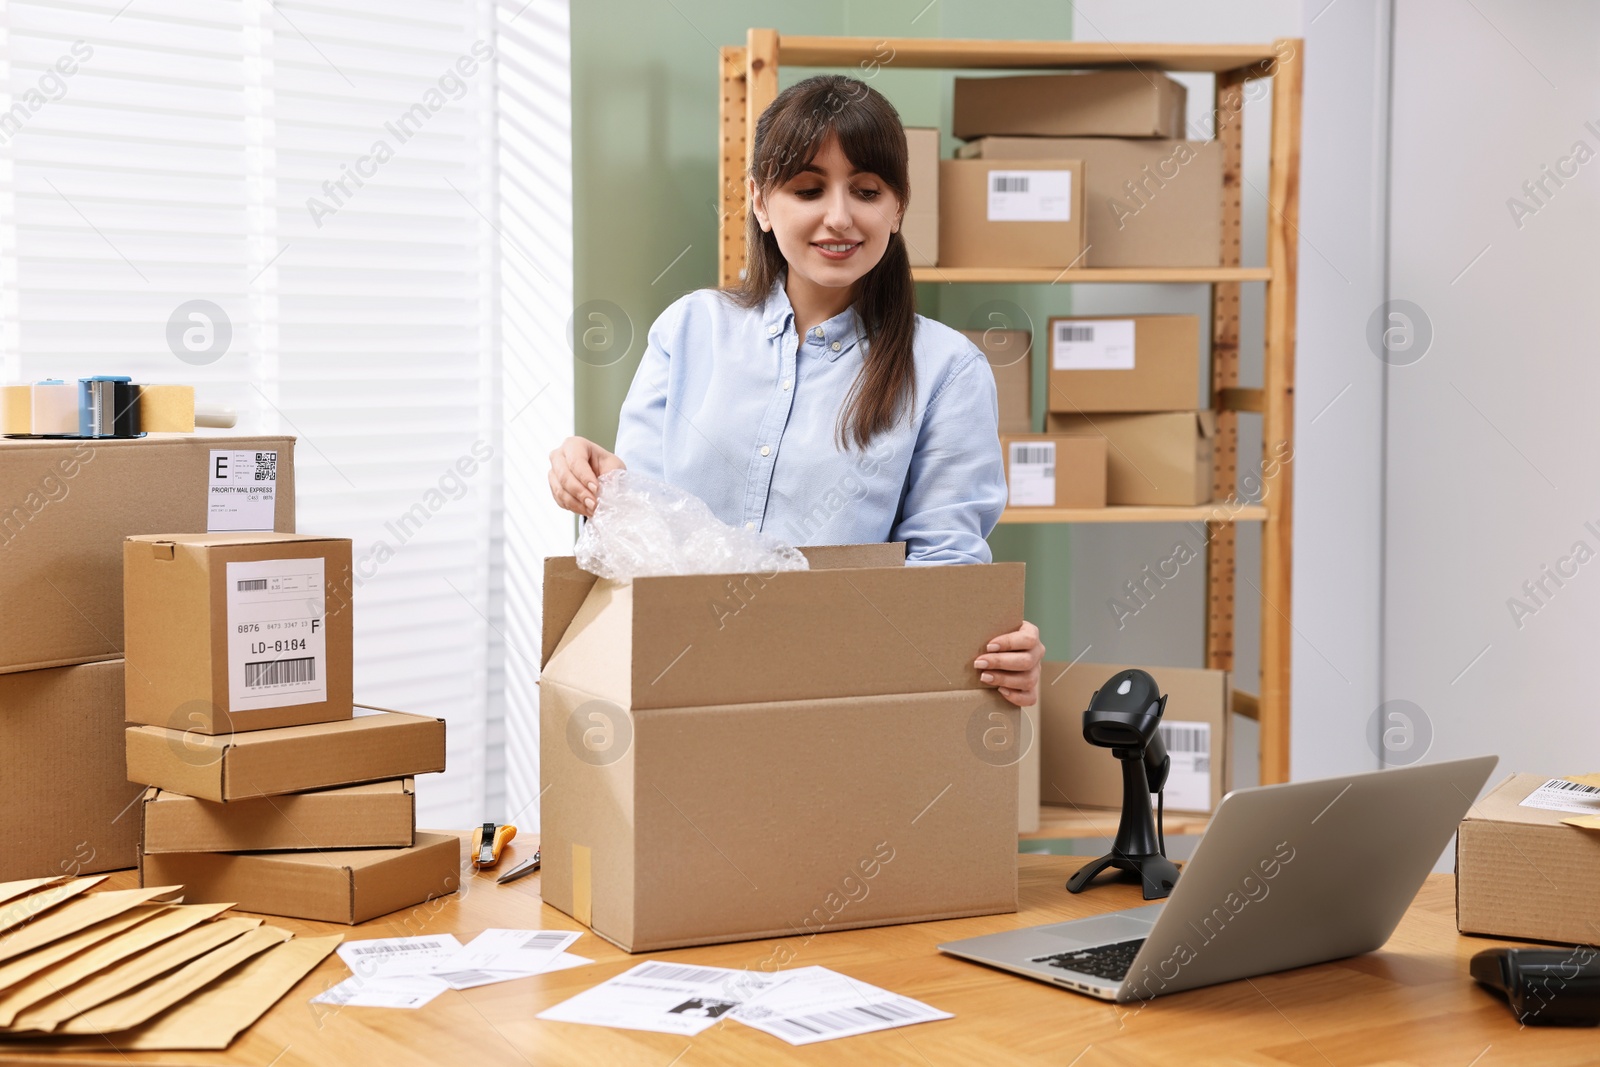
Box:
254, 452, 277, 482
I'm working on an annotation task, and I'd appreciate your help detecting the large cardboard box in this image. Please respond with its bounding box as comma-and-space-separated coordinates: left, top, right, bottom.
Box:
962, 329, 1032, 434
539, 543, 1025, 952
1458, 773, 1600, 945
1047, 411, 1216, 507
1000, 434, 1107, 509
124, 532, 355, 734
125, 709, 447, 802
1047, 314, 1201, 413
140, 779, 415, 854
903, 127, 939, 267
1039, 661, 1231, 815
953, 71, 1188, 140
939, 159, 1085, 269
0, 660, 142, 880
956, 137, 1222, 268
140, 832, 460, 924
0, 435, 294, 675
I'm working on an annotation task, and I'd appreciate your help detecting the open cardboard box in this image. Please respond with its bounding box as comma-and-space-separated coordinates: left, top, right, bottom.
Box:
539, 543, 1026, 952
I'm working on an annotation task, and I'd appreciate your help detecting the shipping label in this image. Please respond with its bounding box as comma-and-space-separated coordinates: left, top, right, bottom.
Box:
986, 169, 1073, 222
1007, 441, 1056, 507
226, 557, 327, 712
209, 449, 278, 531
1053, 319, 1136, 371
1156, 720, 1212, 810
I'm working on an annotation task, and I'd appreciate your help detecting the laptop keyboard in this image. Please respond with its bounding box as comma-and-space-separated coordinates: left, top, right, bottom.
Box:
1033, 938, 1146, 982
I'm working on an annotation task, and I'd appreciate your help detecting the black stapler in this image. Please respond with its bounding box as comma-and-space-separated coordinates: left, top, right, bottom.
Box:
1471, 946, 1600, 1026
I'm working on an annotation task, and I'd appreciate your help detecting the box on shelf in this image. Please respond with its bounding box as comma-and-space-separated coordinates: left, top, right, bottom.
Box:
539, 542, 1024, 952
1040, 661, 1231, 815
955, 137, 1222, 268
939, 159, 1085, 269
1458, 773, 1600, 946
999, 434, 1107, 509
0, 660, 142, 881
125, 708, 446, 803
1047, 411, 1215, 507
961, 328, 1032, 434
139, 779, 415, 854
140, 831, 460, 924
903, 127, 940, 267
1046, 314, 1202, 413
0, 435, 294, 675
953, 70, 1188, 140
124, 532, 354, 734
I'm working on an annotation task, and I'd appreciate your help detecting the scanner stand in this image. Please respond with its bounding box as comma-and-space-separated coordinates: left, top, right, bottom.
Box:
1066, 747, 1181, 901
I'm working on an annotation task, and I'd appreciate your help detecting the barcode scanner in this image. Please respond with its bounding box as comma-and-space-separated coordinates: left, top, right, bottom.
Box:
1472, 946, 1600, 1026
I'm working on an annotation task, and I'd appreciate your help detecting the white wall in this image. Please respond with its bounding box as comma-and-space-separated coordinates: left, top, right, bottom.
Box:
1384, 0, 1600, 778
1069, 2, 1388, 788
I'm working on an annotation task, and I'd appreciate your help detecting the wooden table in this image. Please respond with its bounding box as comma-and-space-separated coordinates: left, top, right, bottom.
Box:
12, 836, 1596, 1066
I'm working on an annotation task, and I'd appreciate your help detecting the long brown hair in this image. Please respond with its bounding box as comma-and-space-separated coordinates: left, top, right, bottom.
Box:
729, 75, 917, 451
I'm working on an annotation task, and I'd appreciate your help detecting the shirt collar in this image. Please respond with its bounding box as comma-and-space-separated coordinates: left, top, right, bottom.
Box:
760, 276, 863, 362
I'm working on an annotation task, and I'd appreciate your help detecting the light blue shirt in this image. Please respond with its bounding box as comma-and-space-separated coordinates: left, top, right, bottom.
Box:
613, 281, 1007, 565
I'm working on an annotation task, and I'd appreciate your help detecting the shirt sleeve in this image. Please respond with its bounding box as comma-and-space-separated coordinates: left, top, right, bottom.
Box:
611, 300, 682, 482
892, 350, 1008, 565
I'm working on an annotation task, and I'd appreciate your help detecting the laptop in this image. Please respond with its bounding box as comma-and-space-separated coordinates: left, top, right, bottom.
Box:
939, 755, 1497, 1002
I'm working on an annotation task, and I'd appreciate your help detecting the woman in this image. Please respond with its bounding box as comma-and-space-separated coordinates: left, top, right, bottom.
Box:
549, 74, 1044, 707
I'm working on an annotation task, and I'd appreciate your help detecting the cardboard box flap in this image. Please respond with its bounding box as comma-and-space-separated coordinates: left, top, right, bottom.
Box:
1464, 773, 1594, 827
1197, 410, 1218, 438
546, 562, 1026, 710
542, 557, 600, 668
125, 531, 342, 550
797, 542, 906, 569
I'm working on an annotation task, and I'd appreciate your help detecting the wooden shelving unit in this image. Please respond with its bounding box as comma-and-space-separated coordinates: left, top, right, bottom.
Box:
718, 32, 1303, 785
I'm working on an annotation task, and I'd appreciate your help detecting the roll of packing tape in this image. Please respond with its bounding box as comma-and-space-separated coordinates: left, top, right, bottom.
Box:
139, 385, 196, 432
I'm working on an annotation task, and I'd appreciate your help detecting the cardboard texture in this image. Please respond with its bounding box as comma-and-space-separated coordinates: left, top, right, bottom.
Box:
953, 70, 1188, 139
999, 434, 1107, 509
939, 159, 1085, 269
0, 435, 295, 674
0, 886, 178, 965
1040, 661, 1232, 815
125, 709, 446, 803
139, 832, 461, 924
0, 902, 232, 1027
1457, 773, 1600, 945
123, 532, 355, 734
0, 660, 142, 881
1047, 314, 1202, 413
140, 779, 415, 853
961, 329, 1033, 434
956, 137, 1222, 267
1047, 411, 1216, 507
1019, 702, 1040, 834
0, 877, 104, 937
540, 549, 1025, 952
0, 904, 167, 993
903, 127, 939, 267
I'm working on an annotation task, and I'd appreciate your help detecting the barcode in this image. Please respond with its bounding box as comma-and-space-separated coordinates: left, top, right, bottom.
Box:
633, 962, 730, 985
236, 579, 269, 592
991, 175, 1029, 193
245, 657, 316, 687
1158, 723, 1210, 755
1057, 325, 1096, 343
347, 943, 424, 955
1544, 779, 1600, 794
1012, 446, 1054, 466
766, 1000, 921, 1038
522, 933, 570, 950
255, 452, 277, 482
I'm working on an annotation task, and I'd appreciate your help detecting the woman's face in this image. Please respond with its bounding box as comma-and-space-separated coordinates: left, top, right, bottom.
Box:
750, 133, 903, 295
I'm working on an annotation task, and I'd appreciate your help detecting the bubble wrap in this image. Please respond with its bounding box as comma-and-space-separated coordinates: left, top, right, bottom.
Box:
573, 469, 809, 579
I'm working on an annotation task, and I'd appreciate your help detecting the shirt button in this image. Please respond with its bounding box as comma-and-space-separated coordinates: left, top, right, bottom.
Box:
812, 327, 824, 339
744, 521, 755, 530
759, 445, 771, 457
830, 341, 841, 352
782, 378, 792, 390
767, 324, 779, 336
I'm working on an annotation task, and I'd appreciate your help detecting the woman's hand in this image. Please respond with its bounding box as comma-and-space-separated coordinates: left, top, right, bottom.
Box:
976, 620, 1044, 708
548, 436, 626, 518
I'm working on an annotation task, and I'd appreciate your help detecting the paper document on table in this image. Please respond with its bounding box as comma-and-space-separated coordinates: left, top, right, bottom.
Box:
336, 934, 461, 980
1518, 778, 1600, 817
310, 974, 449, 1010
429, 929, 579, 977
732, 966, 952, 1045
536, 960, 778, 1036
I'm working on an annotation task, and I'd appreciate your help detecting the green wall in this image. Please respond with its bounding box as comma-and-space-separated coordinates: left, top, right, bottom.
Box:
570, 0, 1078, 659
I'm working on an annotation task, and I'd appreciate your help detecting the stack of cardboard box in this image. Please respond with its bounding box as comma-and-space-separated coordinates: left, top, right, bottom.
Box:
122, 532, 455, 924
0, 435, 295, 884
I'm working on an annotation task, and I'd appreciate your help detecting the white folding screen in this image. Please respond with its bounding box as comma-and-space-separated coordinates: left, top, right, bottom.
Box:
0, 0, 572, 829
